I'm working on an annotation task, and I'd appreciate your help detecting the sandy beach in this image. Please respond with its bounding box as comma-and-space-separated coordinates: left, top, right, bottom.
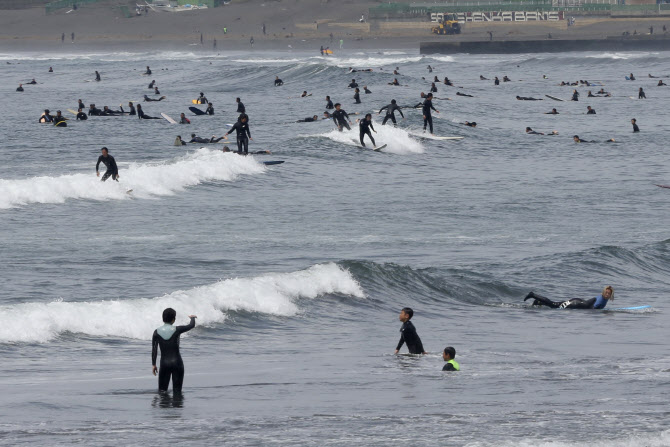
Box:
1, 0, 669, 52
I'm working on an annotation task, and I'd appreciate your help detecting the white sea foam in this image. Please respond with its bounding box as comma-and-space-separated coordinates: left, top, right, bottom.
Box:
465, 430, 670, 447
0, 263, 365, 343
0, 149, 265, 209
319, 123, 425, 155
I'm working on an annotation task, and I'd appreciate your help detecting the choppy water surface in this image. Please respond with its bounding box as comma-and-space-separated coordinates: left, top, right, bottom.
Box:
0, 49, 669, 446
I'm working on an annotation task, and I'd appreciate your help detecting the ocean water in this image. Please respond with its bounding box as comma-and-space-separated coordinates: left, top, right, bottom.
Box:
0, 49, 669, 446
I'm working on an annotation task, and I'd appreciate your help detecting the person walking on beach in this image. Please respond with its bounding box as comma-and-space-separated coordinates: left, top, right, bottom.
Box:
152, 308, 197, 394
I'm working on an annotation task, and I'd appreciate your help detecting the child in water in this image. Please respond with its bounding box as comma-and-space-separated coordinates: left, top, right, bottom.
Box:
394, 307, 426, 355
442, 347, 460, 371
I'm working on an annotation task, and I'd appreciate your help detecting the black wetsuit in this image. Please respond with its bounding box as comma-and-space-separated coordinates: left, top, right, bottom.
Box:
396, 321, 425, 354
16, 86, 24, 92
128, 105, 136, 116
379, 103, 404, 125
587, 109, 596, 114
226, 121, 251, 153
638, 90, 646, 99
151, 317, 195, 393
96, 154, 119, 181
237, 102, 246, 113
144, 95, 164, 102
494, 78, 500, 85
274, 79, 283, 86
442, 362, 458, 371
189, 136, 212, 143
332, 109, 351, 131
525, 292, 597, 310
353, 91, 361, 104
422, 99, 437, 134
138, 108, 160, 119
88, 107, 102, 116
457, 92, 473, 97
364, 87, 372, 94
633, 123, 640, 132
572, 92, 579, 101
326, 99, 334, 109
206, 105, 214, 115
40, 113, 53, 123
298, 117, 318, 122
348, 81, 358, 88
76, 112, 88, 120
95, 72, 101, 81
359, 120, 376, 147
430, 85, 438, 93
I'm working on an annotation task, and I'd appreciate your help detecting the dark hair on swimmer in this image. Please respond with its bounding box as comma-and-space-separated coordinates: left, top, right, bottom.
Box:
573, 135, 579, 139
401, 307, 414, 319
391, 99, 396, 104
334, 103, 341, 108
191, 133, 196, 137
365, 113, 372, 119
101, 147, 108, 152
163, 308, 176, 323
236, 97, 240, 101
444, 346, 456, 358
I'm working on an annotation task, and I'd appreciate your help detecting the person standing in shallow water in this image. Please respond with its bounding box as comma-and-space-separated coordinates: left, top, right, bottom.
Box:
152, 308, 197, 393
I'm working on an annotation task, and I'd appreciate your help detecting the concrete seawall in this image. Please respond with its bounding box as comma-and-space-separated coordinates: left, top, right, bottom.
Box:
420, 37, 670, 54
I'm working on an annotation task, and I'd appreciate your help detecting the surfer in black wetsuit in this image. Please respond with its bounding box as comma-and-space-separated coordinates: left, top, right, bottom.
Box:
545, 108, 559, 114
586, 106, 596, 114
28, 79, 37, 85
443, 77, 453, 86
353, 88, 361, 104
524, 286, 613, 310
494, 76, 500, 85
332, 103, 352, 131
96, 147, 119, 181
144, 95, 165, 102
16, 84, 24, 92
358, 113, 376, 148
379, 99, 404, 126
422, 93, 439, 135
88, 104, 102, 116
206, 103, 214, 115
631, 118, 640, 132
430, 82, 438, 93
149, 80, 155, 89
236, 97, 245, 113
76, 108, 88, 120
517, 96, 542, 101
638, 87, 646, 99
179, 113, 190, 124
225, 113, 252, 154
348, 79, 358, 88
154, 86, 161, 95
189, 133, 224, 143
53, 110, 68, 126
136, 104, 161, 119
388, 78, 400, 86
297, 115, 319, 122
326, 96, 334, 109
128, 102, 136, 116
197, 92, 208, 104
457, 92, 473, 98
77, 99, 85, 110
145, 66, 152, 75
152, 308, 197, 393
394, 307, 426, 355
95, 71, 101, 81
364, 86, 372, 94
274, 76, 283, 86
526, 127, 544, 135
462, 121, 477, 127
571, 89, 579, 101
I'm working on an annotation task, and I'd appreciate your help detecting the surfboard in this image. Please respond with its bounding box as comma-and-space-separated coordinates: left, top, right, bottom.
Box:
262, 161, 284, 165
545, 95, 564, 102
373, 144, 388, 152
413, 133, 464, 141
189, 106, 206, 116
161, 113, 177, 124
191, 99, 206, 104
610, 305, 651, 311
66, 109, 78, 116
655, 184, 670, 189
324, 49, 333, 54
54, 121, 67, 127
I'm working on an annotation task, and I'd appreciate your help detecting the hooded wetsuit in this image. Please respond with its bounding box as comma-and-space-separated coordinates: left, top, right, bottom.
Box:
396, 321, 425, 354
151, 317, 195, 393
359, 119, 375, 147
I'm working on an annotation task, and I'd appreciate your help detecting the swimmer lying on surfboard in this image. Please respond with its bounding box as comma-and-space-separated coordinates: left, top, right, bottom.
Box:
525, 286, 614, 309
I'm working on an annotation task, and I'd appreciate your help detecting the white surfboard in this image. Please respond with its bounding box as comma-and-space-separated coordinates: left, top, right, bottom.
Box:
161, 112, 177, 124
